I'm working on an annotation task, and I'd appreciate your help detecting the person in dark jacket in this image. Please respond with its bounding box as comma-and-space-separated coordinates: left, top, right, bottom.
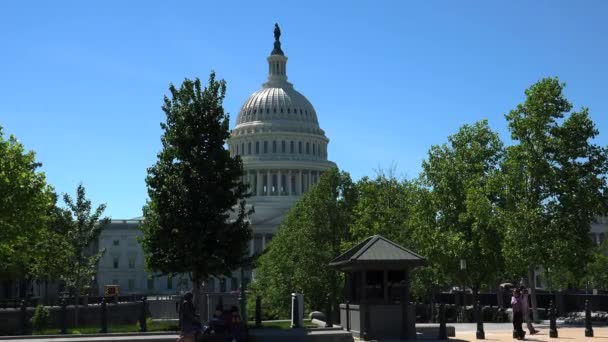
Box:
177, 292, 200, 342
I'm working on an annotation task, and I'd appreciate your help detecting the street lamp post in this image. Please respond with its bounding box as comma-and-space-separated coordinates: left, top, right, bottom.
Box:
460, 259, 467, 323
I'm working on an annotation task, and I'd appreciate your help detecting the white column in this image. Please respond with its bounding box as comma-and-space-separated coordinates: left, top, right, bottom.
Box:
297, 170, 302, 195
307, 171, 312, 191
256, 170, 263, 196
266, 170, 271, 196
278, 170, 283, 195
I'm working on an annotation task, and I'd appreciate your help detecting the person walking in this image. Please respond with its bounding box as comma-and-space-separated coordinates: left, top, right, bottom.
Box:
511, 288, 525, 340
177, 292, 201, 342
520, 287, 539, 335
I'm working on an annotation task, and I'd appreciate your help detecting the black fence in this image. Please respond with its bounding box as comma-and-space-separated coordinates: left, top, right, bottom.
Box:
433, 292, 608, 312
0, 294, 145, 309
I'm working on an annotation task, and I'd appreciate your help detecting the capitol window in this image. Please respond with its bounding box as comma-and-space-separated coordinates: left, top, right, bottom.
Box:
306, 142, 310, 154
264, 141, 268, 153
282, 141, 286, 153
290, 141, 294, 153
113, 240, 119, 246
241, 143, 245, 155
272, 141, 277, 153
313, 144, 316, 155
113, 257, 119, 269
255, 142, 260, 154
299, 141, 302, 154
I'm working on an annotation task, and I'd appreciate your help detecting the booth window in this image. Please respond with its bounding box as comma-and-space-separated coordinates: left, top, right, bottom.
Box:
365, 270, 384, 301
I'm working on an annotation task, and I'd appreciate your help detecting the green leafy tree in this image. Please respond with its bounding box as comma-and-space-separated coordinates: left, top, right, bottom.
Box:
28, 193, 74, 298
141, 73, 252, 309
251, 168, 355, 318
60, 184, 109, 326
417, 120, 505, 300
0, 126, 54, 281
349, 173, 416, 245
583, 239, 608, 291
501, 77, 608, 321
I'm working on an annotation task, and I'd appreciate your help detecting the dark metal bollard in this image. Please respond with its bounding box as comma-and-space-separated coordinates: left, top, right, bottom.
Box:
139, 296, 147, 332
255, 296, 262, 328
438, 303, 447, 340
476, 300, 485, 339
325, 294, 333, 328
549, 300, 558, 338
19, 299, 28, 335
345, 300, 350, 331
59, 298, 67, 334
291, 294, 300, 328
99, 297, 108, 333
585, 299, 594, 337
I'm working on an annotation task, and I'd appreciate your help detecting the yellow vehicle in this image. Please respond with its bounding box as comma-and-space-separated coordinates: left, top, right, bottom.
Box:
104, 285, 120, 297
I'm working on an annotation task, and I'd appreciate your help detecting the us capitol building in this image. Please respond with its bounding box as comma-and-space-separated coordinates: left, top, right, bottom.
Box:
227, 23, 336, 252
92, 24, 335, 296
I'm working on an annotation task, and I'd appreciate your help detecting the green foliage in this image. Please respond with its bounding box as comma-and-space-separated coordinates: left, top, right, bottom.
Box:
30, 305, 50, 332
251, 168, 355, 318
349, 173, 416, 246
60, 184, 109, 292
0, 126, 55, 278
501, 77, 608, 279
141, 73, 252, 289
582, 240, 608, 290
416, 120, 505, 293
59, 184, 109, 326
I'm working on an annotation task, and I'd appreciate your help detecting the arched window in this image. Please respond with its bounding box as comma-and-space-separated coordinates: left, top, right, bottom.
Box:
272, 141, 277, 153
281, 140, 286, 153
263, 141, 268, 153
312, 144, 315, 155
298, 141, 302, 154
306, 142, 310, 154
248, 142, 252, 155
290, 141, 295, 153
255, 142, 260, 154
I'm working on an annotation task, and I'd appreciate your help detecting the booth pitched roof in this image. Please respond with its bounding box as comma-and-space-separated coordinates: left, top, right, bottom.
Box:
329, 235, 426, 269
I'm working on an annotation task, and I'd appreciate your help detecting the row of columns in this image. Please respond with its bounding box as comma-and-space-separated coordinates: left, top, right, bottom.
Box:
242, 169, 323, 196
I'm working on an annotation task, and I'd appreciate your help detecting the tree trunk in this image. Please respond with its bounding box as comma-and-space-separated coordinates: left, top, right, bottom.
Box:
496, 280, 504, 308
528, 267, 539, 323
74, 283, 81, 327
192, 272, 202, 317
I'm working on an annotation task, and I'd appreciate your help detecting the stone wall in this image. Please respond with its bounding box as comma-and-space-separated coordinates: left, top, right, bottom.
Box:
0, 302, 141, 335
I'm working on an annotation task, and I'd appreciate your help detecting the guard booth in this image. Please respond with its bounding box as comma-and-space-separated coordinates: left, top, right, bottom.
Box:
329, 235, 426, 340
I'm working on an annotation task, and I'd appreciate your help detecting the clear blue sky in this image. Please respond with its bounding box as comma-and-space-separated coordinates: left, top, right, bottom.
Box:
1, 1, 607, 219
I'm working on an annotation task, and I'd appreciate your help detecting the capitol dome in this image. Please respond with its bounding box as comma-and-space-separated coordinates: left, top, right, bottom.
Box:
225, 23, 337, 287
229, 23, 335, 182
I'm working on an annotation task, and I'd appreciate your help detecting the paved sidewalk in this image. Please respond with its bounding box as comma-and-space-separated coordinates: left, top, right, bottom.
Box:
456, 326, 608, 341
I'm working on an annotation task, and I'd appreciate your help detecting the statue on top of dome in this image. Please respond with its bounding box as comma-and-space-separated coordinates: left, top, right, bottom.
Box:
271, 23, 284, 55
274, 23, 281, 42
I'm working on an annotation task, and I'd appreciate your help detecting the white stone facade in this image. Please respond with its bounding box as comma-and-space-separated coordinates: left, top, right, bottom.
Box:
96, 219, 191, 296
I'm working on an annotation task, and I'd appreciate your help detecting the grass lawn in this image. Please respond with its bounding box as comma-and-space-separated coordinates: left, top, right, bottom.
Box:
33, 321, 178, 335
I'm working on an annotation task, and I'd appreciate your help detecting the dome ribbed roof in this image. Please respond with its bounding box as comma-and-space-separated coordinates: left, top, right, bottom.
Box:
236, 86, 318, 125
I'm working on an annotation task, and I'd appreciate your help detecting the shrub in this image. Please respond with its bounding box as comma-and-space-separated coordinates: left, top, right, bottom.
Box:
30, 305, 50, 332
